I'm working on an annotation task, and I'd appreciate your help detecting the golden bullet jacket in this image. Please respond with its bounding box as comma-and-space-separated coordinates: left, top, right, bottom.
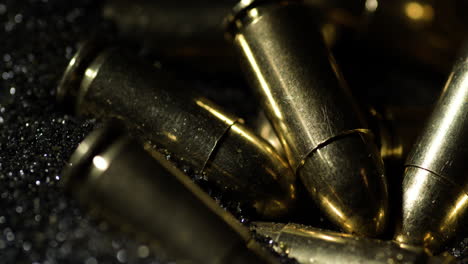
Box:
61, 122, 279, 264
56, 42, 296, 219
395, 43, 468, 253
226, 0, 389, 236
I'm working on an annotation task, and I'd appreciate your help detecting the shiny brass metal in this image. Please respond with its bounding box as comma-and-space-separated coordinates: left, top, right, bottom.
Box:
395, 44, 468, 253
226, 0, 388, 236
252, 222, 456, 264
103, 0, 237, 71
254, 111, 286, 158
255, 106, 427, 164
61, 122, 279, 264
56, 42, 296, 219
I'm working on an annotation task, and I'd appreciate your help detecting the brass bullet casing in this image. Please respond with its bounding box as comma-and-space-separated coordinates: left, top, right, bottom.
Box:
395, 43, 468, 253
56, 42, 296, 219
61, 122, 279, 264
254, 107, 410, 165
226, 0, 388, 236
252, 222, 456, 264
103, 0, 236, 71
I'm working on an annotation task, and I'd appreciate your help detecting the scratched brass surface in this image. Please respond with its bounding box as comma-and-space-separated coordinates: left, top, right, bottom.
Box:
57, 42, 296, 219
226, 0, 388, 236
395, 44, 468, 253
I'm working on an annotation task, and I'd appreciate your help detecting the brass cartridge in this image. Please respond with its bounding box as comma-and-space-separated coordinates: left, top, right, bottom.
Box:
252, 222, 456, 264
226, 0, 388, 236
61, 122, 279, 264
56, 42, 296, 219
254, 107, 413, 164
395, 43, 468, 253
104, 0, 467, 72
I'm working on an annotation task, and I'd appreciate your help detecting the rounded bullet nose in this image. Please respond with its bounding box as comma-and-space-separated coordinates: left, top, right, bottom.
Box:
299, 133, 389, 236
395, 166, 468, 254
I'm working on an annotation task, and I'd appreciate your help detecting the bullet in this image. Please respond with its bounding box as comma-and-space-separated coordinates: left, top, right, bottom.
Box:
254, 107, 424, 165
61, 122, 280, 264
103, 0, 237, 71
101, 0, 368, 72
226, 0, 388, 236
252, 222, 456, 264
56, 42, 296, 219
394, 43, 468, 253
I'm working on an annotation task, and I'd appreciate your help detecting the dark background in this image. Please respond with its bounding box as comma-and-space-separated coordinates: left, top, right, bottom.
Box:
0, 0, 466, 263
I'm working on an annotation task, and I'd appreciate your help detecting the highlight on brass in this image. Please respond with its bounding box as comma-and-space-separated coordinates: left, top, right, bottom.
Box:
367, 107, 405, 163
56, 41, 296, 219
253, 111, 286, 158
256, 106, 425, 165
61, 121, 279, 264
252, 222, 456, 264
395, 43, 468, 253
226, 0, 389, 236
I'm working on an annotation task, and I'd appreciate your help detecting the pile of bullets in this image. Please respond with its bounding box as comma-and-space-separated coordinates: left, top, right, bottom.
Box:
57, 0, 467, 263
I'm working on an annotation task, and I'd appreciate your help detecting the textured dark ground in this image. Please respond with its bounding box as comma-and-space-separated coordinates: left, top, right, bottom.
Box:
0, 0, 466, 263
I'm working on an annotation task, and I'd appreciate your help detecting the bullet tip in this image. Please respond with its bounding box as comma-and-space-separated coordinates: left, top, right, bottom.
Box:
299, 133, 389, 237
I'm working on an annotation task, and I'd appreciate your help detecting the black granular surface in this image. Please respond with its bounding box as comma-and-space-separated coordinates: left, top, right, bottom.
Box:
0, 1, 294, 263
0, 0, 465, 264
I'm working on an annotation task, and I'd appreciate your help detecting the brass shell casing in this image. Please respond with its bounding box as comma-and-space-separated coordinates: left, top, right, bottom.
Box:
226, 0, 388, 236
57, 43, 296, 219
255, 107, 418, 165
61, 122, 278, 264
103, 0, 467, 72
252, 222, 456, 264
395, 44, 468, 253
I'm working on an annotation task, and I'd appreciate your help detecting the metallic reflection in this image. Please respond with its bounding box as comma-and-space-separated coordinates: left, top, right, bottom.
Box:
92, 156, 109, 171
396, 44, 468, 253
62, 123, 278, 264
252, 222, 455, 264
237, 34, 283, 119
226, 0, 388, 236
57, 42, 296, 219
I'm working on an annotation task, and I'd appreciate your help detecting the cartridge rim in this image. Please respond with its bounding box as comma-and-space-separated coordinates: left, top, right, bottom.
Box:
224, 0, 303, 39
57, 40, 105, 112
